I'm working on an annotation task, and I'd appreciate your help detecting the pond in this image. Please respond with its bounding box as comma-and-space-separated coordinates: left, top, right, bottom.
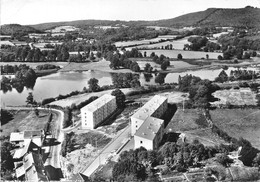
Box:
1, 67, 257, 107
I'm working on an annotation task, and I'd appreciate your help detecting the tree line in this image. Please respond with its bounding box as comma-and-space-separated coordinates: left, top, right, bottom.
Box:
215, 69, 259, 83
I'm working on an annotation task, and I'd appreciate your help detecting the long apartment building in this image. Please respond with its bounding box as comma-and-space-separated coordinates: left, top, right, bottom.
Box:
131, 95, 167, 136
81, 94, 117, 129
131, 95, 168, 150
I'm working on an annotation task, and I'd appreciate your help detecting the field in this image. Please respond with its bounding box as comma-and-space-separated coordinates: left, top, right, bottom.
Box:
210, 109, 260, 150
212, 88, 257, 106
133, 58, 197, 71
1, 109, 57, 137
59, 59, 133, 73
114, 35, 177, 47
134, 36, 190, 50
166, 109, 227, 146
139, 49, 221, 59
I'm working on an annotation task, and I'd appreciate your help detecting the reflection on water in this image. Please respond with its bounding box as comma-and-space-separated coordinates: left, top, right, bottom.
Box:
1, 67, 258, 106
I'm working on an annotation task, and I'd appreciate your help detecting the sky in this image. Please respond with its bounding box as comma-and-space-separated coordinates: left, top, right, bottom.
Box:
1, 0, 260, 25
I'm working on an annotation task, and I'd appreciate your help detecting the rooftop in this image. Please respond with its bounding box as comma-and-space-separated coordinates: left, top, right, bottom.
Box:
16, 165, 25, 178
10, 132, 24, 142
13, 140, 40, 159
81, 94, 116, 112
24, 153, 48, 181
135, 116, 164, 141
131, 95, 167, 121
10, 130, 43, 142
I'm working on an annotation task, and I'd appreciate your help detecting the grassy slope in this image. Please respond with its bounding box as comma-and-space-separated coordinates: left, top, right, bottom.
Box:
1, 110, 55, 137
210, 109, 260, 149
166, 109, 227, 146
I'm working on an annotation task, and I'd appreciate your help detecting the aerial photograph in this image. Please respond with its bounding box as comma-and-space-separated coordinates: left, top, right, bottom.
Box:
1, 0, 260, 181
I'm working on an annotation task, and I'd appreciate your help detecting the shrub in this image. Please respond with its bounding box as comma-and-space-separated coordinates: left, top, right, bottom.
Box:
42, 98, 55, 105
177, 53, 183, 60
218, 55, 223, 60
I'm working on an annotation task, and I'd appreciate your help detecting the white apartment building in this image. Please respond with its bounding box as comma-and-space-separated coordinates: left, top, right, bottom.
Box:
81, 94, 117, 129
131, 95, 167, 136
134, 117, 164, 150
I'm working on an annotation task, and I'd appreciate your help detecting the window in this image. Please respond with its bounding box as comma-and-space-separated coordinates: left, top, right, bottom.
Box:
140, 141, 143, 144
136, 125, 138, 128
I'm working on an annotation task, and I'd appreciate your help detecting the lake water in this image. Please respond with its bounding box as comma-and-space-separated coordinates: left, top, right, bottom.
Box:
1, 67, 257, 107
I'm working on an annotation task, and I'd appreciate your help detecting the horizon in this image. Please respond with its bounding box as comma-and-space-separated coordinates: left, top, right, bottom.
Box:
1, 0, 260, 25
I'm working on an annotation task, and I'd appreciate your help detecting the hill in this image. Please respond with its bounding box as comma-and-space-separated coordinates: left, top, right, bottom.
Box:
29, 20, 150, 31
0, 24, 42, 35
155, 6, 260, 28
3, 7, 260, 32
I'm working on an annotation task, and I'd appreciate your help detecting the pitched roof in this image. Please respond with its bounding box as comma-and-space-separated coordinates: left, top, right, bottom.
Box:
135, 117, 164, 141
131, 95, 167, 121
16, 165, 25, 178
81, 94, 115, 112
23, 153, 48, 181
13, 140, 40, 159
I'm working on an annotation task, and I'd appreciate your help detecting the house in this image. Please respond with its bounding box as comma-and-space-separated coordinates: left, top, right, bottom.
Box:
131, 95, 167, 136
13, 139, 41, 161
10, 130, 44, 147
81, 94, 117, 129
15, 152, 48, 181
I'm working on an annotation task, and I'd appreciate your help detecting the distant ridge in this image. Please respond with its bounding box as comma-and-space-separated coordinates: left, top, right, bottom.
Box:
26, 6, 260, 30
154, 6, 260, 28
2, 6, 260, 32
0, 24, 42, 35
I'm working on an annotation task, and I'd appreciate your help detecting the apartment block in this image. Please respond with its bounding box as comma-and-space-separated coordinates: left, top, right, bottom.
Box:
131, 95, 167, 136
134, 117, 164, 150
81, 94, 117, 129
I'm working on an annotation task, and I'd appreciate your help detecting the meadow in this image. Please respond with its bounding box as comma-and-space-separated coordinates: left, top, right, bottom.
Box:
166, 109, 227, 146
1, 110, 57, 137
139, 49, 221, 59
210, 109, 260, 149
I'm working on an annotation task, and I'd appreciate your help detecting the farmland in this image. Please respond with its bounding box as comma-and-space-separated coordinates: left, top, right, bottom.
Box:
210, 109, 260, 149
139, 49, 221, 59
211, 88, 258, 106
133, 37, 190, 50
114, 35, 177, 47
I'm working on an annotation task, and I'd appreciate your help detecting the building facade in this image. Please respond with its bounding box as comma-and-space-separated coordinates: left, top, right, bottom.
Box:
131, 95, 167, 136
81, 94, 117, 129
